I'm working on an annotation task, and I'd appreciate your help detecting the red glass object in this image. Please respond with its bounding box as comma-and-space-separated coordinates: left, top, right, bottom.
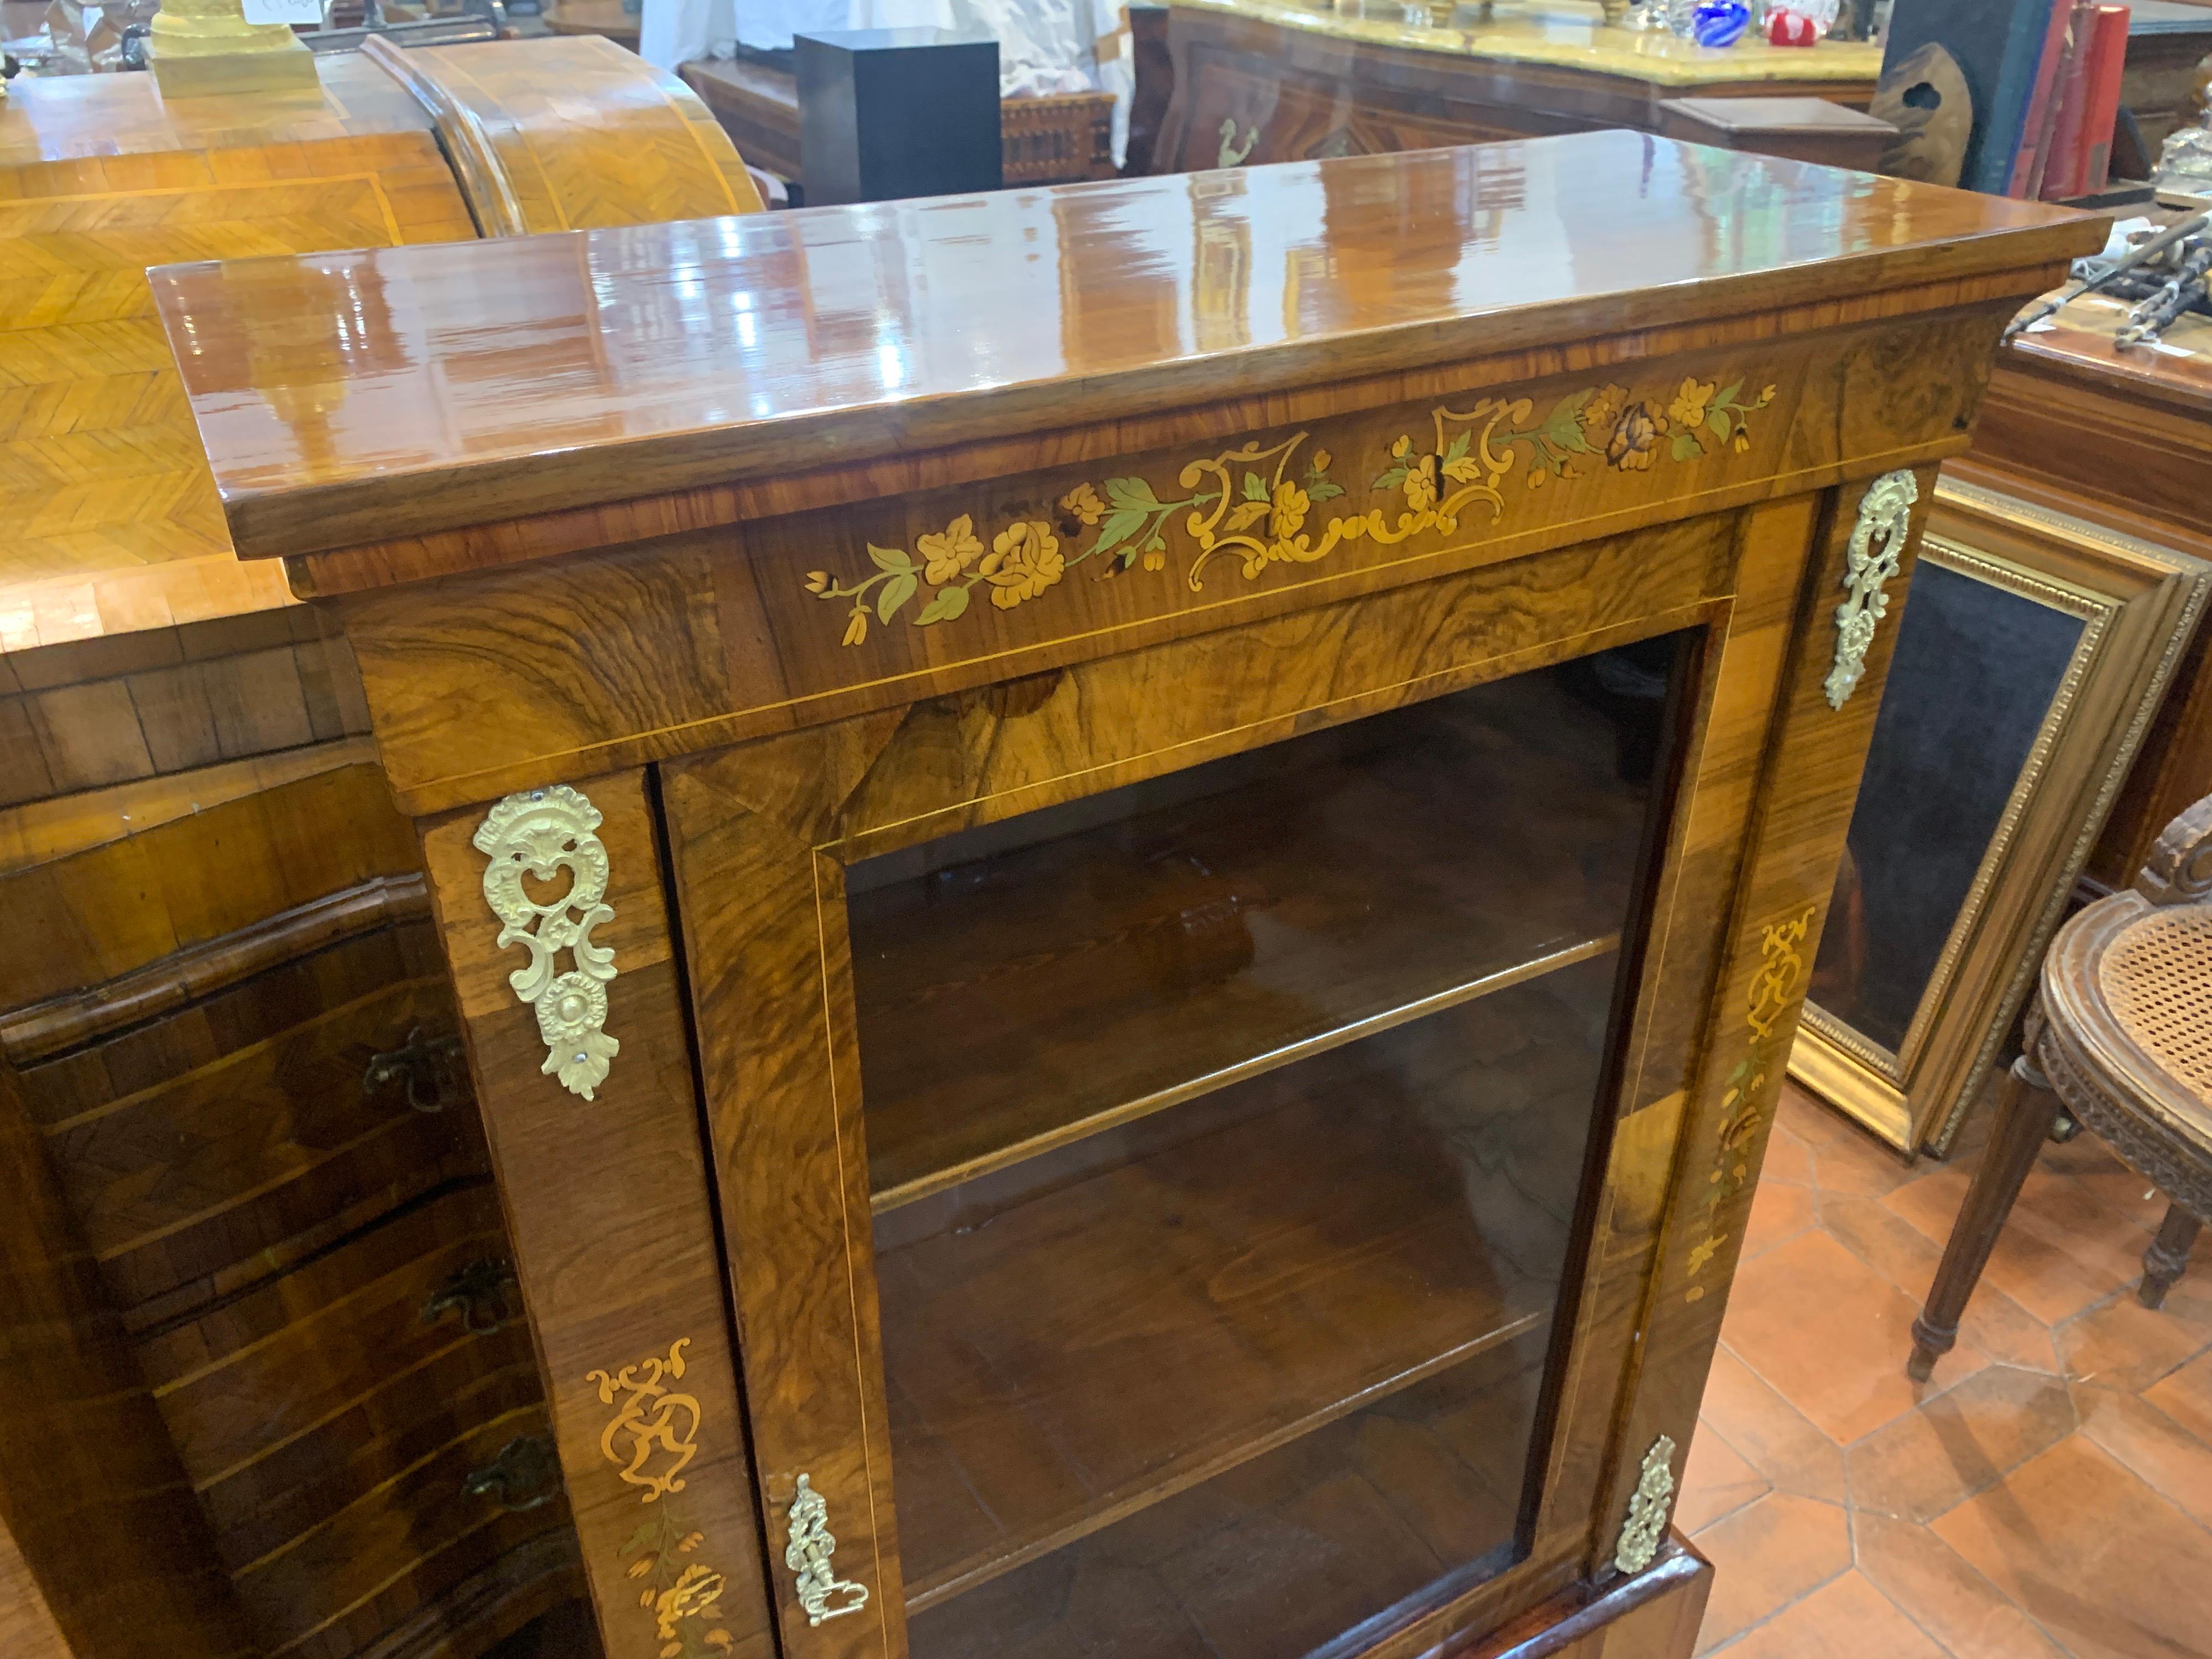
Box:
1766, 8, 1819, 43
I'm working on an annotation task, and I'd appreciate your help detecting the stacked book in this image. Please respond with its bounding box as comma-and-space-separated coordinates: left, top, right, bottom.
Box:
1881, 0, 2132, 199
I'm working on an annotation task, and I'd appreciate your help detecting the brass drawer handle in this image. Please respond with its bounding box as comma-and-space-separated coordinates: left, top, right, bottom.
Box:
463, 1435, 561, 1512
363, 1026, 467, 1113
421, 1258, 522, 1335
785, 1474, 868, 1626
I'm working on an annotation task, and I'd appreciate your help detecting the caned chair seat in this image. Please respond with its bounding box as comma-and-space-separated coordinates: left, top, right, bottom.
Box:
1909, 796, 2212, 1382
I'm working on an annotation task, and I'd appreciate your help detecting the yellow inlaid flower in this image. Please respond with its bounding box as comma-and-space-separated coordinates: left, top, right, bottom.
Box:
656, 1564, 726, 1641
1404, 452, 1438, 511
842, 609, 868, 646
917, 513, 983, 584
1311, 447, 1332, 472
1667, 378, 1717, 431
803, 570, 829, 595
1270, 481, 1309, 541
1144, 546, 1166, 571
1582, 384, 1628, 435
1059, 482, 1104, 526
983, 521, 1064, 608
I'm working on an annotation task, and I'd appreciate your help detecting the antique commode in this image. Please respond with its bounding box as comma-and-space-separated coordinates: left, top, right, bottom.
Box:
150, 135, 2094, 1659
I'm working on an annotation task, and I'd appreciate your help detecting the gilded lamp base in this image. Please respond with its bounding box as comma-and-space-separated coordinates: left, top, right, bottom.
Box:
147, 0, 320, 100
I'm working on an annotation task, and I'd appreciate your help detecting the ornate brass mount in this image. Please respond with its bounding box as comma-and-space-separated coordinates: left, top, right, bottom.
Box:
1613, 1433, 1678, 1574
785, 1474, 869, 1626
474, 785, 620, 1100
1824, 469, 1920, 709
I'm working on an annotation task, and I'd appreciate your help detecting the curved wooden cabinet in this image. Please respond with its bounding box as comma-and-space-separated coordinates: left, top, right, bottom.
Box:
365, 34, 764, 234
153, 136, 2094, 1659
0, 36, 769, 1659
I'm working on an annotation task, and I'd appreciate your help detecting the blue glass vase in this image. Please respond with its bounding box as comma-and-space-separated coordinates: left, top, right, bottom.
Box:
1690, 0, 1750, 44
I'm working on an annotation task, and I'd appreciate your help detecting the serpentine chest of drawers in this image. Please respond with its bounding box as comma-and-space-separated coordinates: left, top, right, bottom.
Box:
144, 136, 2093, 1659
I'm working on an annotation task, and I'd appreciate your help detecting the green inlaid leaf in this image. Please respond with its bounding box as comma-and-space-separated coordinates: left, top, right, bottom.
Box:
1106, 476, 1162, 510
878, 571, 918, 621
867, 544, 914, 574
1709, 410, 1731, 441
1243, 471, 1270, 502
916, 584, 969, 624
1670, 431, 1703, 463
1091, 507, 1149, 559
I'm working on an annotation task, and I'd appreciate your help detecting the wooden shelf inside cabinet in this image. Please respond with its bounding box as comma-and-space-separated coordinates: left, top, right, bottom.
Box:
904, 1324, 1554, 1659
875, 956, 1618, 1614
850, 671, 1655, 1212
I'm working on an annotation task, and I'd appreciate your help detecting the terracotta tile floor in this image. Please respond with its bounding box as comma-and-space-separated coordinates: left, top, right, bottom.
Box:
1690, 1081, 2212, 1656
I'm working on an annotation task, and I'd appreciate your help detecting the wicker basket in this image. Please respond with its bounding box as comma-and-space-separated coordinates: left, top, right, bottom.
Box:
1001, 90, 1118, 186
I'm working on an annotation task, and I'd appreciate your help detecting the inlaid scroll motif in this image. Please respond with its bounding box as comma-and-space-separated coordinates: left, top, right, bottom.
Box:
474, 785, 619, 1100
786, 1474, 869, 1626
1613, 1434, 1678, 1575
591, 1339, 739, 1659
804, 371, 1777, 646
589, 1338, 702, 1501
1823, 469, 1921, 708
1684, 904, 1815, 1301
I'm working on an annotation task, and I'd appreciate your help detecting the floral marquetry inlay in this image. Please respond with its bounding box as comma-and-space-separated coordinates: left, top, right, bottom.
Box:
803, 372, 1780, 645
1684, 904, 1815, 1297
590, 1338, 740, 1659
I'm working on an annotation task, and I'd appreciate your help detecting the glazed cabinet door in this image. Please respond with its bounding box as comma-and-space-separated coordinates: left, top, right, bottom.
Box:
659, 502, 1833, 1658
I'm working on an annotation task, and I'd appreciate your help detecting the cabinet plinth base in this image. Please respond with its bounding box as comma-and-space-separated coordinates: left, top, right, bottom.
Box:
1459, 1537, 1712, 1659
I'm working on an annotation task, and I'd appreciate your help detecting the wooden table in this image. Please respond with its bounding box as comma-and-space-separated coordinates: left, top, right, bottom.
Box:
150, 135, 2089, 1659
1145, 0, 1881, 173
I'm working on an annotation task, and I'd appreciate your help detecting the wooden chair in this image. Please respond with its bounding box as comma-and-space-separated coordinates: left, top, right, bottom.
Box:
1910, 794, 2212, 1381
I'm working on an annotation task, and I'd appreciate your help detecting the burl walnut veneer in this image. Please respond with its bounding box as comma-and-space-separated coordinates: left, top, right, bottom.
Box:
152, 135, 2095, 1659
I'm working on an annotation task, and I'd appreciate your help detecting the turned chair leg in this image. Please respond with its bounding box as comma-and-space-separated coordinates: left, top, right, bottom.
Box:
1907, 1051, 2062, 1381
2141, 1203, 2203, 1310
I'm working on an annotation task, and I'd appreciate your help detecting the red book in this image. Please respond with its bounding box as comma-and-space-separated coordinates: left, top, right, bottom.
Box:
2007, 0, 2078, 197
2039, 3, 2098, 200
2079, 5, 2131, 191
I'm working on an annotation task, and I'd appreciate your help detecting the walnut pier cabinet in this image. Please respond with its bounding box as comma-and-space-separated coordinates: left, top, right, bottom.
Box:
151, 136, 2095, 1659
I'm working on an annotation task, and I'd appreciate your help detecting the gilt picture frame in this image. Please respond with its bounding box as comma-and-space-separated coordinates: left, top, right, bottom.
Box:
1790, 477, 2209, 1154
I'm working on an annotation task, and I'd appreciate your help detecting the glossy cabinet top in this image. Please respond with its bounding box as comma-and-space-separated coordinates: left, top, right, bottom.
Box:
1173, 0, 1883, 85
151, 133, 2097, 562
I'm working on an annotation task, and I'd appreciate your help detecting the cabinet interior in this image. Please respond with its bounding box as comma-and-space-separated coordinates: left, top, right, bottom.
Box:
846, 640, 1690, 1657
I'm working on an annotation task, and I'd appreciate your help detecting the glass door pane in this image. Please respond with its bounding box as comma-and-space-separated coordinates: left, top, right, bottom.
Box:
847, 637, 1687, 1658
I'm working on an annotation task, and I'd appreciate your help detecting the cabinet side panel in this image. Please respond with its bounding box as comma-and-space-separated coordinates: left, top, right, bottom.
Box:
417, 770, 776, 1659
1597, 466, 1940, 1552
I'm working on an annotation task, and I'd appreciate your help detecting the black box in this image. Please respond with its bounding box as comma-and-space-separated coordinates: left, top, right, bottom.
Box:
796, 28, 1003, 206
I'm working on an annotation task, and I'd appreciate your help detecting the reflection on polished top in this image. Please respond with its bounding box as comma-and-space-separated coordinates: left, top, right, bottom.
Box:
152, 133, 2094, 562
0, 51, 432, 164
1176, 0, 1882, 84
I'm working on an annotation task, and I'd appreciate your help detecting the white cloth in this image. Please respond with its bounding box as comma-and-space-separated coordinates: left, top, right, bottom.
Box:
640, 0, 1132, 164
